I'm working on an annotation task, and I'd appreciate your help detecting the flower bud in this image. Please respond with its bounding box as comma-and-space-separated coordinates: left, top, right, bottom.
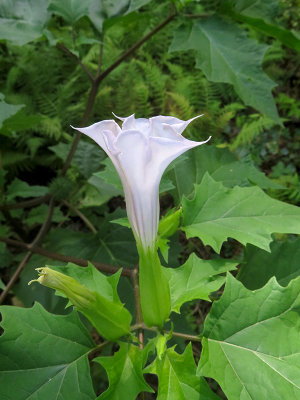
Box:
29, 267, 132, 341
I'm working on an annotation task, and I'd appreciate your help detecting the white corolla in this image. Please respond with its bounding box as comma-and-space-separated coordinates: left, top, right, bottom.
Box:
72, 114, 210, 251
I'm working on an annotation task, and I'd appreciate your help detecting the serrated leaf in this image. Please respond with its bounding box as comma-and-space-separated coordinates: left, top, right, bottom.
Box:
0, 0, 50, 45
238, 238, 300, 289
0, 303, 95, 399
170, 16, 279, 122
199, 274, 300, 399
164, 254, 238, 313
147, 344, 220, 400
6, 178, 48, 201
166, 146, 281, 203
48, 0, 89, 24
95, 343, 153, 399
182, 173, 300, 253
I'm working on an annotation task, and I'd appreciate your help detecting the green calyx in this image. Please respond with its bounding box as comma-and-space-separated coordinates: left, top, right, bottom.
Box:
137, 245, 171, 329
29, 267, 132, 341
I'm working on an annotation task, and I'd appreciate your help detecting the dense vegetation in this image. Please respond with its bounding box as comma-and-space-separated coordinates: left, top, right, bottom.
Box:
0, 0, 300, 399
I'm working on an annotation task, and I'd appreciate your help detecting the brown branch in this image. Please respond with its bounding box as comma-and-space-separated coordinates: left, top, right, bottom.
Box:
0, 251, 32, 304
63, 200, 97, 234
0, 198, 56, 304
0, 236, 132, 277
95, 8, 177, 85
57, 43, 94, 82
0, 194, 51, 211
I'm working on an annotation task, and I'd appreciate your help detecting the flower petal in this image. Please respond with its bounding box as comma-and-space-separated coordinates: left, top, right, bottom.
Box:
150, 114, 203, 136
71, 120, 121, 154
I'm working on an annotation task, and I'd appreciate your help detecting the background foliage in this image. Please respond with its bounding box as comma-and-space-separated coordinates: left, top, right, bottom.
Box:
0, 0, 300, 399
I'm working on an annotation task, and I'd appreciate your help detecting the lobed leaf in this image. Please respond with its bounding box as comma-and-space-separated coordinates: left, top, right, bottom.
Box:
0, 303, 95, 399
182, 173, 300, 253
199, 274, 300, 399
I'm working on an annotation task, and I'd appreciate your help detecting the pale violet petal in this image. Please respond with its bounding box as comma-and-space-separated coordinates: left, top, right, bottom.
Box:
150, 114, 203, 136
114, 129, 158, 246
148, 135, 211, 182
71, 120, 121, 153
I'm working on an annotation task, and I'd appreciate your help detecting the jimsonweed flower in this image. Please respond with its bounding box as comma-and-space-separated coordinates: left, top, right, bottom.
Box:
72, 114, 210, 327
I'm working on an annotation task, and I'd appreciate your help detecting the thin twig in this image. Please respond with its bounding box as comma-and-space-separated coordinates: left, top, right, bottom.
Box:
0, 236, 132, 277
63, 200, 97, 234
131, 323, 202, 342
0, 194, 51, 211
95, 8, 177, 86
96, 41, 104, 77
57, 43, 94, 82
0, 198, 55, 304
0, 251, 32, 304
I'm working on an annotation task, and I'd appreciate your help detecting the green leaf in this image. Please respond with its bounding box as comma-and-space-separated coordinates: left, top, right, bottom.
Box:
0, 0, 50, 45
147, 344, 220, 400
95, 343, 153, 399
6, 178, 48, 201
199, 274, 300, 399
170, 16, 279, 122
167, 146, 281, 203
238, 238, 300, 289
0, 303, 95, 399
164, 254, 238, 313
0, 93, 24, 129
182, 173, 300, 253
48, 0, 89, 25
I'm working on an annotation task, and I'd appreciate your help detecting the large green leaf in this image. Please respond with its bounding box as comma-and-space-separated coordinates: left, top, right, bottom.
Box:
0, 0, 50, 45
0, 303, 95, 399
182, 173, 300, 253
147, 344, 220, 400
238, 238, 300, 289
166, 145, 281, 203
163, 253, 238, 313
199, 274, 300, 399
95, 343, 153, 399
170, 16, 279, 122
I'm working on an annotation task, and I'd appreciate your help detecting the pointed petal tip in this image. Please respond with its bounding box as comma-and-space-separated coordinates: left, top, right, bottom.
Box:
112, 112, 135, 121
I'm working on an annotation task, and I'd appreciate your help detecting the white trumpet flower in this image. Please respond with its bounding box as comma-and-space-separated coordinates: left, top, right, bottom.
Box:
72, 114, 210, 251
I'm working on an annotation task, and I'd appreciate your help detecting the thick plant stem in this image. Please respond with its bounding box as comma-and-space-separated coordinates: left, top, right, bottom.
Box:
138, 245, 171, 328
